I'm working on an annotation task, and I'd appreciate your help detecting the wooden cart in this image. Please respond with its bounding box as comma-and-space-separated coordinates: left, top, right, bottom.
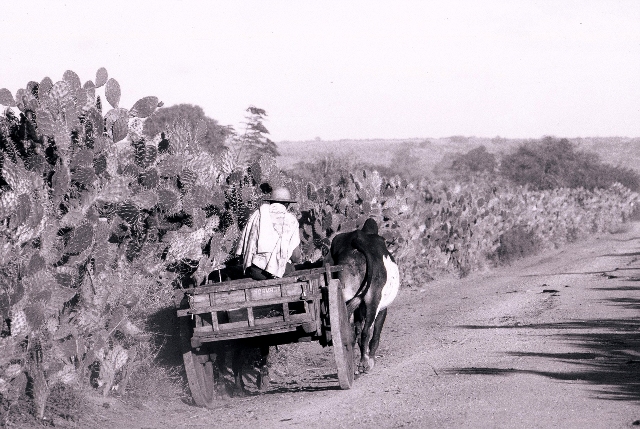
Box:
174, 265, 355, 407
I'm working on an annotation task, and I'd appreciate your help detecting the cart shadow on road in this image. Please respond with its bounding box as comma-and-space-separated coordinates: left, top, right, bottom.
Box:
143, 305, 345, 404
449, 314, 640, 402
261, 372, 343, 395
146, 306, 184, 367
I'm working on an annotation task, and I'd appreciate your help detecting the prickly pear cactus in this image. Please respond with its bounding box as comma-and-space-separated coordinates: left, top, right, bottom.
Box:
1, 67, 637, 422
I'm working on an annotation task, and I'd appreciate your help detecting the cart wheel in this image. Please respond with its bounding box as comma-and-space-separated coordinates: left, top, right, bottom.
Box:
179, 317, 217, 407
328, 279, 355, 389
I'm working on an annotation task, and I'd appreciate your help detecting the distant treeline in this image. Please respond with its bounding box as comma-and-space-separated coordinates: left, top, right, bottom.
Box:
287, 136, 640, 192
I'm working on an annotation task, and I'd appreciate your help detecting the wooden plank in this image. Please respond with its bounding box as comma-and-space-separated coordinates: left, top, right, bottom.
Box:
192, 294, 210, 307
248, 285, 282, 301
194, 325, 212, 334
186, 266, 344, 295
289, 313, 314, 322
176, 293, 322, 317
192, 323, 301, 342
324, 263, 332, 287
247, 307, 255, 327
312, 300, 321, 327
217, 321, 249, 331
309, 278, 318, 295
211, 311, 219, 332
195, 276, 298, 294
282, 282, 306, 297
282, 302, 290, 322
212, 289, 246, 305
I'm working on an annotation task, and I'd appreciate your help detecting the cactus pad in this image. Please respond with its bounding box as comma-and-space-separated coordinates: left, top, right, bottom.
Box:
179, 169, 197, 192
131, 96, 159, 118
50, 80, 72, 105
131, 189, 159, 210
70, 149, 94, 169
157, 189, 179, 212
143, 145, 157, 167
14, 194, 31, 226
93, 154, 107, 175
24, 303, 45, 331
112, 117, 128, 143
65, 223, 94, 255
138, 168, 159, 189
157, 157, 183, 177
211, 189, 225, 207
52, 164, 70, 199
121, 163, 140, 178
10, 309, 29, 337
39, 77, 53, 96
27, 253, 46, 276
105, 78, 121, 109
63, 70, 82, 91
95, 68, 108, 88
116, 202, 140, 225
0, 88, 16, 106
71, 167, 97, 188
35, 108, 54, 136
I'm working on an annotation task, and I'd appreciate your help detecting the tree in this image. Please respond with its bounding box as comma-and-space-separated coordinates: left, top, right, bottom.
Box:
227, 106, 279, 165
388, 143, 424, 179
450, 145, 497, 175
500, 136, 640, 191
143, 104, 230, 154
287, 154, 353, 182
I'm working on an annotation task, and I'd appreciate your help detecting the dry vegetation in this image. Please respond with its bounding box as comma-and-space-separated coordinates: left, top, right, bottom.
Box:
0, 69, 638, 426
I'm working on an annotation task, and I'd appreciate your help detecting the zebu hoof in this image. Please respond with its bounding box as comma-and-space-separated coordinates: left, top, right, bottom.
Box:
257, 369, 271, 391
216, 384, 232, 399
231, 385, 247, 397
358, 357, 375, 374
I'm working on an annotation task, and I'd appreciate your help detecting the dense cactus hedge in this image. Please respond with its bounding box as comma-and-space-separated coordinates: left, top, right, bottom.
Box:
0, 69, 637, 421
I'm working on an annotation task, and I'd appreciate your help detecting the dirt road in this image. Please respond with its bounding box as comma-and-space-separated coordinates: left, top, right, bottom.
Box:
89, 223, 640, 428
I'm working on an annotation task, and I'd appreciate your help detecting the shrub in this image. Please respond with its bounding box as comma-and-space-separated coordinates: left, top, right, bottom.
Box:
143, 104, 231, 155
500, 136, 640, 191
490, 224, 540, 265
450, 145, 497, 175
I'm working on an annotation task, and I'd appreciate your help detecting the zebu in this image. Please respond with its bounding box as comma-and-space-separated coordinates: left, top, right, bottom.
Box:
329, 218, 400, 374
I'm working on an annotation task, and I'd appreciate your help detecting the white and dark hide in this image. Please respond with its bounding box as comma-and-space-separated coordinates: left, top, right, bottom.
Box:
329, 218, 400, 374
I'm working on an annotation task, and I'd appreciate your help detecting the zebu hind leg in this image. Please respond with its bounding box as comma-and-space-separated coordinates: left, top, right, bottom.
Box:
231, 347, 246, 397
256, 345, 270, 391
357, 304, 378, 374
352, 304, 365, 376
367, 307, 387, 368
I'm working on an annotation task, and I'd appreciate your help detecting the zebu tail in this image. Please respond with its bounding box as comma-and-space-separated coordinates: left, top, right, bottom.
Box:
346, 296, 363, 315
345, 231, 386, 315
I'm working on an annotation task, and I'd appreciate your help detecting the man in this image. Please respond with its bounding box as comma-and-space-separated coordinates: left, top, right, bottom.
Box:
236, 187, 302, 280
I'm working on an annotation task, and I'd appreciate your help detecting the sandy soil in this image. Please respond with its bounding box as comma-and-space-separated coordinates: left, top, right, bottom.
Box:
80, 222, 640, 428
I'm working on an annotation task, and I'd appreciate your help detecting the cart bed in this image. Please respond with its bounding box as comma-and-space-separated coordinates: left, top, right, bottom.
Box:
175, 266, 343, 346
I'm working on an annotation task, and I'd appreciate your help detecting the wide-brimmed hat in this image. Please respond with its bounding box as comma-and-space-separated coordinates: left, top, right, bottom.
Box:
264, 187, 297, 203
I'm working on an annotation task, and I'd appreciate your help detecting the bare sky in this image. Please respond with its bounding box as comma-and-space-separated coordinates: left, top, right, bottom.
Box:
1, 1, 639, 141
